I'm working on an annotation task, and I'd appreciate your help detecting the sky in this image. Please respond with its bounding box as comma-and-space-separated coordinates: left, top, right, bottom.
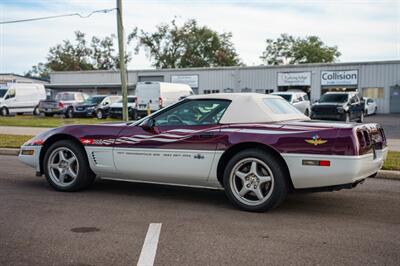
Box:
0, 0, 399, 75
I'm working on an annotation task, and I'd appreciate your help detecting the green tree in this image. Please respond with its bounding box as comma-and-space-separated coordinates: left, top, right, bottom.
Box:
128, 19, 242, 68
260, 34, 341, 65
26, 31, 130, 78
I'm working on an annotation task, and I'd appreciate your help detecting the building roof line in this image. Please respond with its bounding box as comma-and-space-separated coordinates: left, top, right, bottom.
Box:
49, 59, 400, 75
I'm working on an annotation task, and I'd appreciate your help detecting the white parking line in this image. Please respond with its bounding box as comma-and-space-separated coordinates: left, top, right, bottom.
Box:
137, 223, 162, 266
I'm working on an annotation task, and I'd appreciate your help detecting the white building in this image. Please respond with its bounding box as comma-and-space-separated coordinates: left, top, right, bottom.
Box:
48, 60, 400, 113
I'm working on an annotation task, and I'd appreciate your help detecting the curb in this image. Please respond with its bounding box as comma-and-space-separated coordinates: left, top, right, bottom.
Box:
1, 147, 399, 180
0, 148, 19, 156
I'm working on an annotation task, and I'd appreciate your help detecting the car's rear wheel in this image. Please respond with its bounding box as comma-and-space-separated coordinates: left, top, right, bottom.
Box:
33, 106, 40, 116
357, 112, 364, 123
44, 140, 95, 191
223, 149, 288, 212
345, 113, 350, 123
65, 107, 74, 118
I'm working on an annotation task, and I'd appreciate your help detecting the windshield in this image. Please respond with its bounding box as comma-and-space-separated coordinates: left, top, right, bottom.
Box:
118, 97, 136, 103
319, 94, 348, 103
85, 96, 105, 104
274, 94, 292, 102
0, 89, 7, 98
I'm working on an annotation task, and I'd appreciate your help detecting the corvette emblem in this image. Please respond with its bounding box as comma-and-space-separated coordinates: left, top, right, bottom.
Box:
305, 135, 328, 146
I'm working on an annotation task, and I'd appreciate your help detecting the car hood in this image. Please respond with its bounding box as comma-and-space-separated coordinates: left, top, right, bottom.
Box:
312, 102, 345, 107
75, 103, 97, 108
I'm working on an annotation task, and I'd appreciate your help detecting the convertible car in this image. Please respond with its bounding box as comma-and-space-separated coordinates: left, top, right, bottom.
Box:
19, 93, 388, 212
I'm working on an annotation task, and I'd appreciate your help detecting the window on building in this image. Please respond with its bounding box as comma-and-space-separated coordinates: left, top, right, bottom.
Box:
204, 90, 220, 94
362, 87, 384, 99
241, 88, 252, 92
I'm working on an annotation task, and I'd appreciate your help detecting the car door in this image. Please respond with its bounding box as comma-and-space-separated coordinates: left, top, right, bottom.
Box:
113, 99, 230, 186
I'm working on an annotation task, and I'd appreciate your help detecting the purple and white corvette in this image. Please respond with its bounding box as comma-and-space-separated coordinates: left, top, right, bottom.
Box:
19, 93, 388, 211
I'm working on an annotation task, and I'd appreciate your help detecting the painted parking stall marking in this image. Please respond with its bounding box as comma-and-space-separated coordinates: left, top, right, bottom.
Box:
137, 223, 162, 266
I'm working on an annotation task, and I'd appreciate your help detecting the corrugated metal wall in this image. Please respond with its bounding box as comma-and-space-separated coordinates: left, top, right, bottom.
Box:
50, 61, 400, 113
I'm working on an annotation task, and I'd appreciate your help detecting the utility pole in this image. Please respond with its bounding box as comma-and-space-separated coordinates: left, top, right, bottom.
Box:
116, 0, 129, 121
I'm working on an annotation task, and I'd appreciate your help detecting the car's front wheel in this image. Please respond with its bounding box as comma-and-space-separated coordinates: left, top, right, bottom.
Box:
96, 109, 104, 119
223, 149, 288, 212
43, 140, 95, 191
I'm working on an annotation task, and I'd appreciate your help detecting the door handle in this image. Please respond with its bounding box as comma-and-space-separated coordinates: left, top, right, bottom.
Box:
198, 133, 215, 139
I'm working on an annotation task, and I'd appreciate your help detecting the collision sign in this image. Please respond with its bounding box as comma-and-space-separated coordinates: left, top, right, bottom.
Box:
321, 70, 358, 86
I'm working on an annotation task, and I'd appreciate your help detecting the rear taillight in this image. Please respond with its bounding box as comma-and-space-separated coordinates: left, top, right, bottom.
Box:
59, 102, 64, 109
158, 97, 163, 108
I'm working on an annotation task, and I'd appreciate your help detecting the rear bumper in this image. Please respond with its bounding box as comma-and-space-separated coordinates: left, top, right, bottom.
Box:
282, 147, 388, 189
18, 145, 42, 173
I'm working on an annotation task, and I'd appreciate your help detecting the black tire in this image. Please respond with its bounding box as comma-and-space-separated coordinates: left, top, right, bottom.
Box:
357, 112, 364, 123
223, 149, 288, 212
45, 113, 54, 117
0, 107, 9, 116
304, 109, 310, 117
96, 109, 104, 119
345, 113, 350, 123
33, 106, 40, 116
43, 140, 96, 192
65, 107, 74, 118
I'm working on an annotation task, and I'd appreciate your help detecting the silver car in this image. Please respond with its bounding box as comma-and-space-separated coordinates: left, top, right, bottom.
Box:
271, 91, 311, 116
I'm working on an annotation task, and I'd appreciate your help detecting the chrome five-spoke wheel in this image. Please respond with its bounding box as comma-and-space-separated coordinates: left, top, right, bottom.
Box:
230, 158, 274, 206
47, 147, 79, 187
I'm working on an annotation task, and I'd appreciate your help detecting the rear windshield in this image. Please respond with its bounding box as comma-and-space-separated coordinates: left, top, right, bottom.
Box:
263, 98, 301, 114
319, 94, 348, 103
55, 93, 75, 101
274, 94, 292, 102
0, 89, 7, 98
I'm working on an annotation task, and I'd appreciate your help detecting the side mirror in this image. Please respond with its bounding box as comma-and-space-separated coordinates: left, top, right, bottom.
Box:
142, 118, 156, 130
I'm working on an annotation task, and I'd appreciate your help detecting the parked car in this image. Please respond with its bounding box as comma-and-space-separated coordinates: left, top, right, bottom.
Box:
136, 82, 193, 117
38, 92, 89, 117
19, 93, 387, 212
271, 91, 311, 116
311, 92, 364, 122
108, 96, 137, 119
95, 96, 122, 119
0, 83, 46, 116
71, 95, 121, 118
363, 97, 378, 115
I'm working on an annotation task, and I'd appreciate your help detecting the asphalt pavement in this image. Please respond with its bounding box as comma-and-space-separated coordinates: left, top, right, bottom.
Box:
0, 155, 399, 266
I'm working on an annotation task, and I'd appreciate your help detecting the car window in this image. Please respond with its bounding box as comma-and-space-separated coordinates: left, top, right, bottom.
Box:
274, 94, 292, 102
6, 88, 16, 99
263, 98, 302, 114
367, 99, 374, 104
303, 94, 309, 101
56, 93, 74, 101
0, 89, 7, 98
154, 100, 231, 126
75, 93, 85, 102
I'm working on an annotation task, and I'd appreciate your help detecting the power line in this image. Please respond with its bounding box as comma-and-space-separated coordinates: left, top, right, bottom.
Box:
0, 8, 116, 25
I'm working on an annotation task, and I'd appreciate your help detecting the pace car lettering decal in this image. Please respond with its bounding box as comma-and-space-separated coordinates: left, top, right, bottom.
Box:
305, 135, 328, 146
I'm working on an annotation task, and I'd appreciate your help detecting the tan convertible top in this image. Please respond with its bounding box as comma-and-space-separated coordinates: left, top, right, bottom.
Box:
187, 93, 309, 124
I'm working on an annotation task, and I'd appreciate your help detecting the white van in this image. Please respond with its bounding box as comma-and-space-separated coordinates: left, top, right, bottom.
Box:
136, 82, 193, 116
0, 83, 46, 116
